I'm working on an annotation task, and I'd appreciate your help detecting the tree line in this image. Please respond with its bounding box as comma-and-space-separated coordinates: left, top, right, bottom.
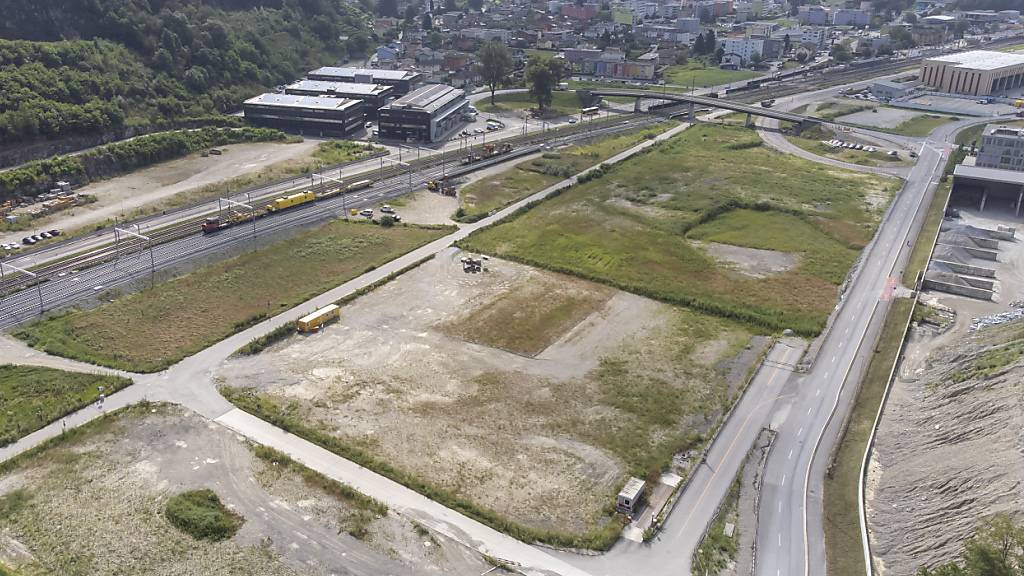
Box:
918, 514, 1024, 576
0, 0, 374, 146
0, 127, 291, 200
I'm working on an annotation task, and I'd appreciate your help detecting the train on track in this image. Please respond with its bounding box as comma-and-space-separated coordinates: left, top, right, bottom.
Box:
201, 179, 375, 234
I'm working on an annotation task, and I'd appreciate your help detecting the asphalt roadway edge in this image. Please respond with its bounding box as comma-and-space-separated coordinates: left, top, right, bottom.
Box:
803, 144, 947, 575
855, 122, 963, 576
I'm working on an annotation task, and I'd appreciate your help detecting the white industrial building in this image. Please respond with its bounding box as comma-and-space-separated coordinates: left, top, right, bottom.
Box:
920, 50, 1024, 97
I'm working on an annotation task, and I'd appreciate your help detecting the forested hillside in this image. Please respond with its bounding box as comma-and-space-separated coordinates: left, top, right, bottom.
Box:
0, 0, 374, 147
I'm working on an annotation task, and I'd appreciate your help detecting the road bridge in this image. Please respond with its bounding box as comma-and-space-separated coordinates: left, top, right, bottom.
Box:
581, 88, 822, 133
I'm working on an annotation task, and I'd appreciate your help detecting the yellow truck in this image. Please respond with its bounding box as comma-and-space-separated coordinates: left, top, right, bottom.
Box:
266, 190, 316, 213
296, 304, 340, 333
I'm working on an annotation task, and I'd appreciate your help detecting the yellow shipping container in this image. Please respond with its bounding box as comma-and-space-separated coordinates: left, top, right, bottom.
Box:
296, 304, 340, 333
266, 191, 316, 213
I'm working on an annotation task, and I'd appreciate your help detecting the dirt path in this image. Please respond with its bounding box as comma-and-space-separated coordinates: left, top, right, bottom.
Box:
2, 140, 321, 246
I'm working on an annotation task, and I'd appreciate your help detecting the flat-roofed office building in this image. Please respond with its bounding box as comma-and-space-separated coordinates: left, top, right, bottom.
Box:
242, 93, 364, 136
283, 80, 394, 117
920, 50, 1024, 97
377, 84, 468, 142
306, 67, 423, 95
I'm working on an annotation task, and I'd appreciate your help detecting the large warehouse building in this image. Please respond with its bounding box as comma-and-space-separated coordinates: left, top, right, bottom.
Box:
307, 67, 423, 95
283, 80, 394, 117
242, 93, 364, 136
377, 84, 468, 143
920, 50, 1024, 97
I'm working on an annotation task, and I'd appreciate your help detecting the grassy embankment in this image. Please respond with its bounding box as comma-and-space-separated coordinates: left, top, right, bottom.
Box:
784, 125, 908, 167
461, 123, 900, 336
456, 123, 674, 221
0, 365, 132, 446
476, 91, 583, 116
164, 490, 244, 541
662, 62, 759, 88
823, 297, 914, 576
15, 221, 450, 372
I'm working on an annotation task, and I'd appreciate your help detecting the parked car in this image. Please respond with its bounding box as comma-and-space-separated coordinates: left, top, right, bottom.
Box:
568, 117, 578, 124
380, 205, 395, 214
48, 229, 61, 236
39, 231, 51, 239
22, 237, 35, 245
365, 121, 374, 129
359, 208, 373, 217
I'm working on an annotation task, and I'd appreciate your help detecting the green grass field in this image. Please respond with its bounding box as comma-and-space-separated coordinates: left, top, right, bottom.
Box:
476, 91, 583, 116
824, 297, 914, 576
16, 222, 449, 372
461, 124, 900, 335
457, 123, 673, 220
663, 62, 759, 88
0, 365, 132, 446
886, 113, 955, 137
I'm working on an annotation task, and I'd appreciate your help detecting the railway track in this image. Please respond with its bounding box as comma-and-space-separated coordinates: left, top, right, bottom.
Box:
0, 113, 670, 326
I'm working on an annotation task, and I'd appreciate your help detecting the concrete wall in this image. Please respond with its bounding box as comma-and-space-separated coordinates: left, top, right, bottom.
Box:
923, 278, 994, 300
932, 259, 997, 278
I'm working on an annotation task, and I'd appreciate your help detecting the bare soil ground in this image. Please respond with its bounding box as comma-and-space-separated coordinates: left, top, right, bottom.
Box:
0, 140, 320, 245
867, 208, 1024, 575
216, 251, 755, 536
692, 241, 800, 279
0, 404, 492, 576
384, 192, 457, 226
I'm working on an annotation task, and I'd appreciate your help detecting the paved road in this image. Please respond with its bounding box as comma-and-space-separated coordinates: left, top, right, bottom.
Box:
751, 96, 1016, 576
755, 119, 911, 178
0, 123, 690, 576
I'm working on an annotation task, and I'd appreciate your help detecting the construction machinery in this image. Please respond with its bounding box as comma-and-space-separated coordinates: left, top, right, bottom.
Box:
481, 142, 514, 158
427, 178, 456, 196
200, 211, 256, 233
265, 190, 316, 213
461, 254, 488, 273
296, 304, 340, 333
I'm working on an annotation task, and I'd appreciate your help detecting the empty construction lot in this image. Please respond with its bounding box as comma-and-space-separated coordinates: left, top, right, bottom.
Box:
0, 404, 493, 576
217, 250, 758, 545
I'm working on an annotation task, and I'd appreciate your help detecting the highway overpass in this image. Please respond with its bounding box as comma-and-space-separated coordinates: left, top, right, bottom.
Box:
580, 88, 822, 133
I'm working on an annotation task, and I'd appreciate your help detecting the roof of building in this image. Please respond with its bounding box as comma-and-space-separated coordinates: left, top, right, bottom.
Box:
308, 67, 422, 81
926, 50, 1024, 71
618, 477, 646, 500
285, 80, 392, 96
382, 84, 465, 113
243, 93, 362, 111
984, 124, 1024, 137
953, 164, 1024, 186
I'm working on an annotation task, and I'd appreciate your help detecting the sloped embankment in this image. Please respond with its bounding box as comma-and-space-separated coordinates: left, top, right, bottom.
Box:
867, 317, 1024, 575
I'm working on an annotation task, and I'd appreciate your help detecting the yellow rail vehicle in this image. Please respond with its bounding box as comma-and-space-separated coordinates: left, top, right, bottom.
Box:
266, 191, 316, 213
296, 304, 340, 333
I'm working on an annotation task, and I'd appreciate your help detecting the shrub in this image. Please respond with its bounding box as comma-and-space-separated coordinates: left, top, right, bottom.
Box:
164, 489, 244, 541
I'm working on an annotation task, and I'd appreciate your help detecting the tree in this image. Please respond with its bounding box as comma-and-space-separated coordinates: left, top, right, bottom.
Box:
749, 51, 763, 68
467, 0, 484, 10
675, 46, 689, 65
903, 10, 917, 24
916, 514, 1024, 576
421, 12, 433, 29
714, 46, 724, 63
783, 33, 791, 53
477, 41, 513, 104
705, 29, 717, 51
830, 42, 852, 62
427, 30, 444, 48
795, 49, 809, 63
693, 33, 706, 54
547, 57, 565, 85
527, 58, 555, 110
376, 0, 399, 17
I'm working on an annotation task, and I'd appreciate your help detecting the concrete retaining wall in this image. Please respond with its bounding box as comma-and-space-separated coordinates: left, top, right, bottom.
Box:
923, 278, 994, 300
962, 275, 995, 290
967, 235, 1000, 249
933, 260, 997, 278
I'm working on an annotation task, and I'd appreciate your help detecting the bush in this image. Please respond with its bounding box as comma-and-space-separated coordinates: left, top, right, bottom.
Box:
164, 489, 244, 541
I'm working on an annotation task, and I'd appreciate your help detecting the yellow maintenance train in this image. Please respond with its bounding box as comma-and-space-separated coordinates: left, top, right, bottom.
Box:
265, 190, 317, 213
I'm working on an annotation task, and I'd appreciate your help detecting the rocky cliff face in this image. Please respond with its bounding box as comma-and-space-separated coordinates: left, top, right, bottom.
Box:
867, 315, 1024, 576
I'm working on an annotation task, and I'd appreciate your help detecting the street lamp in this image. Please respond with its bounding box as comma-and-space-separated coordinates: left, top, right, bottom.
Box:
0, 262, 42, 316
115, 225, 155, 288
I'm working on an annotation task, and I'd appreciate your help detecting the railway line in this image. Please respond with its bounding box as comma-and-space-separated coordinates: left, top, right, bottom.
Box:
0, 113, 670, 328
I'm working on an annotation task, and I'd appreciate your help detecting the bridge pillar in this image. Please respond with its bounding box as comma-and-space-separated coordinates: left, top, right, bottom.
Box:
980, 190, 988, 213
688, 101, 696, 122
793, 120, 807, 137
744, 112, 753, 128
634, 97, 642, 113
1016, 188, 1022, 218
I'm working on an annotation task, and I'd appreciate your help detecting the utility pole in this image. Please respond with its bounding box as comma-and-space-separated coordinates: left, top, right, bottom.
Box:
311, 172, 349, 219
115, 225, 155, 288
220, 196, 257, 249
2, 262, 43, 315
